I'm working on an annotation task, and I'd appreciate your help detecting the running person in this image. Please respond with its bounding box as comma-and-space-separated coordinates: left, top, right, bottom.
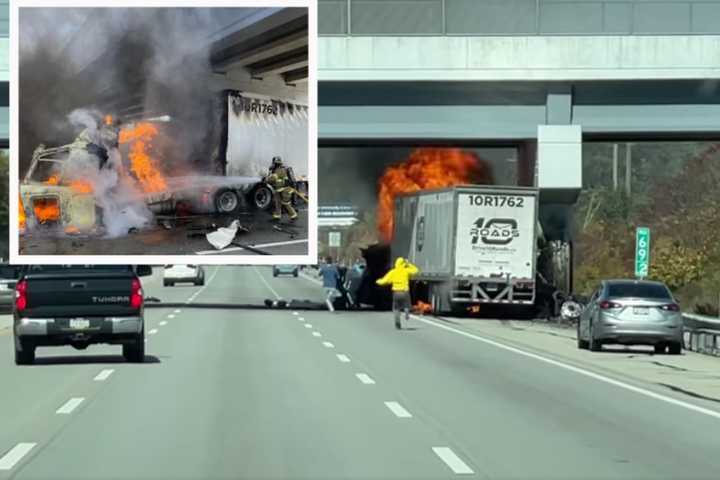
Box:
319, 257, 341, 312
376, 257, 419, 329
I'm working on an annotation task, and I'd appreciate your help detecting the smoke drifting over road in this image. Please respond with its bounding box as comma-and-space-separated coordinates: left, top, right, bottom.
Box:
19, 8, 225, 175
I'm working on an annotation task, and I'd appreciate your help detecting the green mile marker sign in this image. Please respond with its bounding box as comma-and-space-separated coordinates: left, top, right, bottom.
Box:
635, 227, 650, 279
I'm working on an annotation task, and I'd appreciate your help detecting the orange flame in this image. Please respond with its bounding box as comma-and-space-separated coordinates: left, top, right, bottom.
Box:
19, 195, 26, 232
33, 198, 60, 224
413, 300, 433, 315
44, 175, 60, 186
377, 148, 493, 242
467, 305, 481, 314
119, 122, 167, 193
65, 226, 81, 235
70, 180, 93, 194
105, 114, 113, 126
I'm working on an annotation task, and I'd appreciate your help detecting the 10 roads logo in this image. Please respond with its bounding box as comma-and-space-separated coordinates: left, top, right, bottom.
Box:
470, 218, 519, 246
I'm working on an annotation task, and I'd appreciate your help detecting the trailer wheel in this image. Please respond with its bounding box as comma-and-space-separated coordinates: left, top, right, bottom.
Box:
252, 184, 273, 211
214, 189, 242, 214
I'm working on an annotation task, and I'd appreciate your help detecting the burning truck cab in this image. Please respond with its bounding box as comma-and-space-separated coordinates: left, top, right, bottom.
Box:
20, 145, 98, 233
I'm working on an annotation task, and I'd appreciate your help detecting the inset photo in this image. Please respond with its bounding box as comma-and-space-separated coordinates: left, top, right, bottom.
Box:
10, 1, 316, 264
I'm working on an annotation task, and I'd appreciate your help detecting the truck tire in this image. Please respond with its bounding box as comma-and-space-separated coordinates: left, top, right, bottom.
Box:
251, 184, 273, 211
430, 284, 451, 315
123, 331, 145, 363
14, 338, 35, 365
214, 189, 242, 214
668, 342, 682, 355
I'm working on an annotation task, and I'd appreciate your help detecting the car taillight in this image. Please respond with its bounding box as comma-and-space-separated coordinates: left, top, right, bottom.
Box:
130, 278, 143, 309
660, 304, 680, 312
15, 279, 27, 311
599, 301, 621, 309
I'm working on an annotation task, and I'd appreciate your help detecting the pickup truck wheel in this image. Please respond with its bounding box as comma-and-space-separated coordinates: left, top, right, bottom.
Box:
668, 342, 682, 355
195, 279, 205, 286
215, 189, 242, 214
164, 280, 173, 287
14, 339, 35, 365
123, 332, 145, 363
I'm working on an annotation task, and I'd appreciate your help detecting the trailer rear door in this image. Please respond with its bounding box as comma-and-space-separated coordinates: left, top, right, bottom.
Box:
454, 190, 537, 279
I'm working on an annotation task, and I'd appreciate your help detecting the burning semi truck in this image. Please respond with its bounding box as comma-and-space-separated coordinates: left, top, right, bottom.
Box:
19, 113, 308, 236
355, 185, 571, 317
393, 185, 542, 314
347, 147, 574, 318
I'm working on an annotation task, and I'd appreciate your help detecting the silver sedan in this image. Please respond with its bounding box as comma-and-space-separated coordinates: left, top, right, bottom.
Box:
577, 279, 683, 354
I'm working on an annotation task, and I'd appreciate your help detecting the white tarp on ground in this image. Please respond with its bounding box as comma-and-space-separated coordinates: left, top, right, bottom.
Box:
226, 92, 308, 177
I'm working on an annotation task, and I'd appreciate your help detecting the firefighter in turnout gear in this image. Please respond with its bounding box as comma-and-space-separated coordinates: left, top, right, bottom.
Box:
265, 158, 298, 222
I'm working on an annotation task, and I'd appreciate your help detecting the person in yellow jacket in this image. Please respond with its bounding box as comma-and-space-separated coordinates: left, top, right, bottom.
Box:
376, 257, 419, 329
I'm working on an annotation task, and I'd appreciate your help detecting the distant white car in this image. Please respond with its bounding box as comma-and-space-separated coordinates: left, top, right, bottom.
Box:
163, 265, 205, 286
273, 265, 299, 277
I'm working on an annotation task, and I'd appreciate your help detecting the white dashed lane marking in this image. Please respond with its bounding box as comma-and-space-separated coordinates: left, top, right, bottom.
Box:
336, 354, 350, 363
93, 369, 114, 381
0, 443, 37, 471
322, 342, 334, 348
356, 373, 375, 385
304, 324, 312, 329
56, 397, 84, 415
159, 321, 168, 326
148, 329, 158, 335
312, 332, 322, 337
384, 401, 412, 418
432, 447, 474, 475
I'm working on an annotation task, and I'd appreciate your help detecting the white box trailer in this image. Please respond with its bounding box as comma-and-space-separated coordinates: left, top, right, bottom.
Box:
392, 185, 540, 312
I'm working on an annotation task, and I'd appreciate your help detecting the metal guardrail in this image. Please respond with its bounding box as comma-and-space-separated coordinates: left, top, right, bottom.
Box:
682, 313, 720, 356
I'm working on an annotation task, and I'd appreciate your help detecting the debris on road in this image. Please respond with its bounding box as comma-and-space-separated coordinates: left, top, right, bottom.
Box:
206, 220, 247, 249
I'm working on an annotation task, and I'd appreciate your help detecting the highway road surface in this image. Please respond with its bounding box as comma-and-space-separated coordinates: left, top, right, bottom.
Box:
2, 266, 720, 479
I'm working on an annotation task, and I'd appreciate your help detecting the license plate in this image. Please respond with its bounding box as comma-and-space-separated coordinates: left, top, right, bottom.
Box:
633, 307, 648, 315
69, 318, 90, 329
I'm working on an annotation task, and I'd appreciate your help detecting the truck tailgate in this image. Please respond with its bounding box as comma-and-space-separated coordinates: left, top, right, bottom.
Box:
23, 271, 139, 317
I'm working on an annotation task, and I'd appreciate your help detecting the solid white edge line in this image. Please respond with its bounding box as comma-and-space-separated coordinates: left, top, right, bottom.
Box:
159, 321, 168, 326
337, 354, 350, 363
322, 341, 334, 348
0, 443, 37, 471
356, 373, 376, 385
93, 369, 114, 382
148, 329, 158, 335
432, 447, 474, 475
56, 397, 84, 415
253, 266, 282, 300
384, 401, 412, 418
312, 331, 322, 337
411, 315, 720, 420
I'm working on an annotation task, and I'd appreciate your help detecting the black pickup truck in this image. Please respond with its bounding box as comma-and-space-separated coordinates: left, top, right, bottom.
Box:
13, 265, 153, 365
